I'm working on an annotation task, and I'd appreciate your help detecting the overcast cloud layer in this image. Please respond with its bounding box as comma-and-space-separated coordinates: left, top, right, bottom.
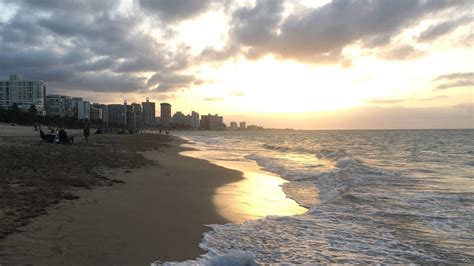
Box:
0, 0, 472, 96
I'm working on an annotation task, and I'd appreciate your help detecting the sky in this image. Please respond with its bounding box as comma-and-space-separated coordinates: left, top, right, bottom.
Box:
0, 0, 472, 129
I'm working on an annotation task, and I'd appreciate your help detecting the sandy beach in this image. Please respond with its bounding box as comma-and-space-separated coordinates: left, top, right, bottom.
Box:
0, 124, 243, 264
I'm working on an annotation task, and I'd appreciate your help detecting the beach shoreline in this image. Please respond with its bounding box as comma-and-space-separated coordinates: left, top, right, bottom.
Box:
0, 124, 243, 264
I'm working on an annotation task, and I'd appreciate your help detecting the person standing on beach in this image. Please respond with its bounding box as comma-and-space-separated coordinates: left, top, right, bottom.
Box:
83, 118, 91, 143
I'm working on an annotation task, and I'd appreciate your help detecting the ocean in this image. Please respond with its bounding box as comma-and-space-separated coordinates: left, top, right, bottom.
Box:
172, 129, 474, 264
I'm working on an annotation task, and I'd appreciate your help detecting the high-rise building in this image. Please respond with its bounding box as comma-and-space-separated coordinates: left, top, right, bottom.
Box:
200, 114, 224, 130
90, 106, 103, 121
142, 98, 155, 127
239, 121, 246, 130
230, 122, 238, 130
160, 102, 171, 129
191, 111, 200, 129
0, 74, 46, 115
71, 97, 83, 118
76, 100, 90, 120
131, 103, 143, 129
108, 103, 127, 126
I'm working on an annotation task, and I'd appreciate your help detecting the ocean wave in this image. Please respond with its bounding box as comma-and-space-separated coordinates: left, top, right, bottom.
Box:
262, 143, 349, 160
156, 250, 257, 266
464, 160, 474, 166
262, 143, 291, 152
247, 152, 397, 203
173, 130, 474, 264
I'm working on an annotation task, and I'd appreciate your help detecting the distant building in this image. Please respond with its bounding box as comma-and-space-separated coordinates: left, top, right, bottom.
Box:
108, 103, 127, 127
71, 97, 83, 119
131, 103, 143, 129
92, 103, 108, 125
76, 100, 90, 120
0, 74, 46, 115
125, 102, 143, 129
172, 111, 191, 128
160, 103, 171, 129
239, 121, 246, 130
142, 98, 155, 127
247, 125, 264, 130
90, 106, 103, 121
45, 95, 73, 118
191, 111, 200, 129
201, 114, 224, 130
229, 122, 238, 130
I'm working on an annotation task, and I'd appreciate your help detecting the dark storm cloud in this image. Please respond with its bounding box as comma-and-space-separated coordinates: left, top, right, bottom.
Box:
0, 0, 198, 94
139, 0, 213, 21
231, 0, 285, 46
147, 73, 198, 92
205, 0, 469, 63
4, 0, 116, 11
434, 72, 474, 90
63, 73, 148, 93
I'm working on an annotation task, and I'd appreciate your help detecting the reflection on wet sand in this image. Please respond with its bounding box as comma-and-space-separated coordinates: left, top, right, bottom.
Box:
180, 149, 307, 223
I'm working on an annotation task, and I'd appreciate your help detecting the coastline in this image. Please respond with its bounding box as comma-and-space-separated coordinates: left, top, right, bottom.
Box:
0, 125, 243, 264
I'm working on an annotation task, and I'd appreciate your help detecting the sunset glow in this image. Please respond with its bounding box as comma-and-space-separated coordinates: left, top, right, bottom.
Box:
0, 0, 472, 129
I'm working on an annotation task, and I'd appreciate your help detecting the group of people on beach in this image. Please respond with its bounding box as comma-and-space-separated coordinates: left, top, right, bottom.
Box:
158, 129, 170, 135
38, 118, 91, 144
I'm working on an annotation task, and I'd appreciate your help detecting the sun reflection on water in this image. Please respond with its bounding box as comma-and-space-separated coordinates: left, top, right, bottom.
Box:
180, 149, 307, 223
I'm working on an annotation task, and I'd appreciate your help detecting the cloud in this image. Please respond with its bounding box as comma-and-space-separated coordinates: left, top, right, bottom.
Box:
231, 0, 285, 46
418, 15, 473, 42
204, 0, 468, 64
434, 72, 474, 90
203, 97, 225, 102
0, 0, 472, 100
59, 73, 147, 93
418, 95, 449, 101
367, 98, 407, 104
139, 0, 213, 22
147, 73, 198, 92
377, 45, 426, 61
0, 0, 194, 95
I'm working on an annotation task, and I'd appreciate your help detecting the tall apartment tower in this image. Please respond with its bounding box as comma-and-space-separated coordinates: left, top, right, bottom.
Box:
142, 98, 156, 127
0, 74, 46, 115
108, 103, 127, 127
191, 111, 200, 129
160, 102, 171, 129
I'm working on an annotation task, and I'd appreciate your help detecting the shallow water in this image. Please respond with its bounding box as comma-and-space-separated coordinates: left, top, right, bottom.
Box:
181, 148, 306, 223
175, 129, 474, 264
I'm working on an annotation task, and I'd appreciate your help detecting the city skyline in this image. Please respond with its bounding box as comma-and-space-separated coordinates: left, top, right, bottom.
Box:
0, 0, 472, 129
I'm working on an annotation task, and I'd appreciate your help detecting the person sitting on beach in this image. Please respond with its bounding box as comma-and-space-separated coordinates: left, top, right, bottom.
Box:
58, 128, 74, 144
